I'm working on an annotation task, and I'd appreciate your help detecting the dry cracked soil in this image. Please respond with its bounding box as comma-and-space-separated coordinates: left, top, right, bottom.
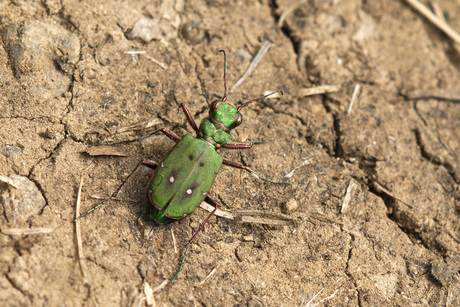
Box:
0, 0, 459, 306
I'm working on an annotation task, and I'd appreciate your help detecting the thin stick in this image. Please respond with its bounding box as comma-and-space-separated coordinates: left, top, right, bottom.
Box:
239, 215, 294, 226
347, 84, 361, 114
298, 85, 341, 97
305, 288, 324, 307
152, 280, 169, 293
278, 0, 307, 27
1, 227, 55, 235
341, 179, 358, 213
144, 54, 168, 69
230, 40, 274, 93
309, 288, 342, 307
403, 0, 460, 44
309, 213, 343, 226
370, 182, 413, 208
114, 119, 161, 134
199, 202, 296, 226
200, 202, 235, 219
75, 174, 88, 278
284, 159, 311, 178
171, 229, 177, 254
196, 265, 219, 286
125, 51, 146, 55
143, 282, 155, 306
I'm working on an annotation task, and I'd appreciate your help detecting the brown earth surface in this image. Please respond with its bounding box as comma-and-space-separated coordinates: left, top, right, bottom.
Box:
1, 0, 459, 306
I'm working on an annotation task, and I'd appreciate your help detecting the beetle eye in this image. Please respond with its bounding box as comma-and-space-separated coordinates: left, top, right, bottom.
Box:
210, 100, 220, 110
233, 113, 243, 127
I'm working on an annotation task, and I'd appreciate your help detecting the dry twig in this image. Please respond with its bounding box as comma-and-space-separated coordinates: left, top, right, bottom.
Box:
298, 85, 341, 97
75, 174, 88, 278
171, 228, 177, 254
230, 40, 274, 93
152, 280, 168, 293
278, 0, 307, 27
199, 202, 296, 226
285, 159, 311, 178
370, 182, 413, 208
1, 227, 55, 235
341, 179, 359, 213
347, 84, 361, 114
403, 0, 460, 44
196, 265, 220, 286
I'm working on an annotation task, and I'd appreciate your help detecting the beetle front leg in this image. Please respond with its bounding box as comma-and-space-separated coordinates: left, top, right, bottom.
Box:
146, 128, 181, 143
221, 143, 252, 150
180, 103, 200, 132
222, 159, 290, 185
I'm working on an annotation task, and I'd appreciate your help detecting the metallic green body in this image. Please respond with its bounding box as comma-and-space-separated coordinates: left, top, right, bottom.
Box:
148, 134, 223, 223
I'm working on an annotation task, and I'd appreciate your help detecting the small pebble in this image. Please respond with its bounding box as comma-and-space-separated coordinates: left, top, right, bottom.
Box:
285, 199, 298, 211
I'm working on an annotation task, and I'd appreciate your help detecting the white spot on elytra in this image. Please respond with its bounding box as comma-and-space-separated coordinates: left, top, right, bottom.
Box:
169, 176, 174, 183
202, 192, 207, 196
186, 189, 192, 195
160, 162, 165, 168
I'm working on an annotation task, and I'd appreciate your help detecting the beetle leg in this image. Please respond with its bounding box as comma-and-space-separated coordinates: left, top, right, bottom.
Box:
112, 161, 158, 197
222, 159, 290, 185
74, 160, 159, 222
144, 128, 181, 142
142, 128, 181, 143
221, 143, 252, 150
180, 103, 199, 132
188, 196, 218, 243
171, 196, 218, 283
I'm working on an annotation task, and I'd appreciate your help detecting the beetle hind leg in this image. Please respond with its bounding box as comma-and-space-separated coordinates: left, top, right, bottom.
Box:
171, 195, 218, 283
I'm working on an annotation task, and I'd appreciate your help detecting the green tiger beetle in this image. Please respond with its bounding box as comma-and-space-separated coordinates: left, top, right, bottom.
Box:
75, 50, 289, 282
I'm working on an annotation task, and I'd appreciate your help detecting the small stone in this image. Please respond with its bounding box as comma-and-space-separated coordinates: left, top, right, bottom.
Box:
242, 235, 254, 242
0, 145, 22, 158
0, 174, 46, 224
284, 199, 298, 212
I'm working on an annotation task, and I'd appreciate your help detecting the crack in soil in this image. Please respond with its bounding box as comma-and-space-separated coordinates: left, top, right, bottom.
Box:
414, 127, 460, 184
270, 0, 300, 60
26, 134, 70, 211
5, 273, 33, 303
344, 232, 363, 307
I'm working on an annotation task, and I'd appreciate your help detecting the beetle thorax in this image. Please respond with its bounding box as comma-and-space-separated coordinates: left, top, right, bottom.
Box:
198, 100, 242, 147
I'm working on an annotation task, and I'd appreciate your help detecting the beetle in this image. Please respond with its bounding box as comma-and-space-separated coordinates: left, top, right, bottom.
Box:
75, 50, 287, 280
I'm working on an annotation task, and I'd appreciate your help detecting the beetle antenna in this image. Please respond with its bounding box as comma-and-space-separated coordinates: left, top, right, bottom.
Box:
219, 50, 228, 102
237, 90, 283, 111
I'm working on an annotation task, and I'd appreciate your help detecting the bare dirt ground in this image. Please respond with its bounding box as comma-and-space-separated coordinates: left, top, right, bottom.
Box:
1, 0, 459, 306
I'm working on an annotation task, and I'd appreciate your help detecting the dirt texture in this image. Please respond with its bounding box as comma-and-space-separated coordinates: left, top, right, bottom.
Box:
1, 0, 460, 306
